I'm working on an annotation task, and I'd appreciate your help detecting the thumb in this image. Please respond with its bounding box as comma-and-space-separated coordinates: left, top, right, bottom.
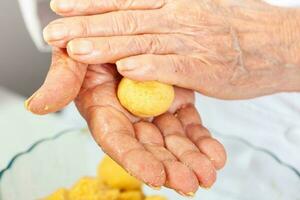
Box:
25, 48, 88, 115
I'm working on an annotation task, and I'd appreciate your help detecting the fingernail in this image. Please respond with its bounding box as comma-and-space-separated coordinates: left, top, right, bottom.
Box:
200, 185, 211, 190
51, 0, 74, 13
24, 93, 42, 112
177, 191, 195, 197
116, 60, 136, 71
43, 23, 68, 41
186, 192, 195, 197
24, 99, 32, 111
68, 40, 94, 55
147, 184, 161, 190
24, 93, 36, 111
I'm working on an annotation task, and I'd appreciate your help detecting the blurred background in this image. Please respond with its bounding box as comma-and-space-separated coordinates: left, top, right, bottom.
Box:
0, 0, 84, 171
0, 0, 50, 96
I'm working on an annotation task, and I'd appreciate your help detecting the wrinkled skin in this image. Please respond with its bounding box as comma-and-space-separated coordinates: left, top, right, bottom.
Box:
26, 0, 300, 195
43, 0, 300, 99
26, 48, 226, 195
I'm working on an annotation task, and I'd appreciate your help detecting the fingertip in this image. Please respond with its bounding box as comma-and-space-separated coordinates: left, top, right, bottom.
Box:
50, 0, 58, 13
123, 149, 166, 187
24, 94, 35, 112
163, 161, 198, 195
42, 27, 51, 43
50, 0, 74, 14
43, 24, 65, 42
67, 39, 94, 55
24, 92, 53, 115
116, 58, 137, 72
197, 137, 227, 170
116, 62, 145, 82
185, 152, 217, 188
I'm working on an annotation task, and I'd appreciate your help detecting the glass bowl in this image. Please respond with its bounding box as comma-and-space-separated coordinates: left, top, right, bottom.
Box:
0, 129, 299, 200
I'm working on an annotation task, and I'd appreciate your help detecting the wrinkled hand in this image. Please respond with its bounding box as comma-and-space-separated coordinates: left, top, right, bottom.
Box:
44, 0, 300, 99
26, 48, 226, 195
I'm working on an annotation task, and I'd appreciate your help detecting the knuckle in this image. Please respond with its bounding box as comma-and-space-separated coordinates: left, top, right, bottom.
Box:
110, 12, 138, 34
114, 0, 135, 9
169, 56, 190, 75
122, 11, 138, 33
145, 35, 162, 53
79, 17, 91, 36
127, 36, 144, 53
110, 15, 122, 34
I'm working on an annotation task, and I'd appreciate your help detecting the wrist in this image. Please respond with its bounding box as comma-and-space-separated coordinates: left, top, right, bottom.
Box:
277, 9, 300, 66
276, 9, 300, 92
229, 4, 300, 93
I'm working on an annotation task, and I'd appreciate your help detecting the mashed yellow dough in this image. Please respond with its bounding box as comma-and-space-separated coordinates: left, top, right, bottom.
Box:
118, 191, 144, 200
117, 78, 174, 117
69, 177, 119, 200
43, 188, 69, 200
145, 196, 168, 200
98, 156, 142, 190
43, 156, 167, 200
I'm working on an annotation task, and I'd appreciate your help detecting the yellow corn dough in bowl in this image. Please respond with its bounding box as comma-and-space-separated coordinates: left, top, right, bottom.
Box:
97, 156, 142, 190
43, 188, 69, 200
69, 177, 119, 200
43, 156, 167, 200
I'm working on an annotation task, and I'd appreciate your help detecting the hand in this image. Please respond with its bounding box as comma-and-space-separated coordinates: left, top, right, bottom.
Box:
26, 48, 226, 195
44, 0, 300, 99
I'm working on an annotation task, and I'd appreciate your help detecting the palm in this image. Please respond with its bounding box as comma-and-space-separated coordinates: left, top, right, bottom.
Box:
27, 49, 226, 195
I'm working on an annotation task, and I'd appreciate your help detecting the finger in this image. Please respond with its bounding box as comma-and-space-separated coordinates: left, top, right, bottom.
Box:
116, 54, 208, 92
164, 134, 216, 188
43, 10, 169, 47
75, 65, 165, 186
193, 136, 227, 170
168, 87, 195, 114
66, 35, 179, 64
87, 106, 166, 187
134, 122, 164, 146
154, 113, 217, 188
25, 48, 87, 115
176, 104, 202, 129
50, 0, 165, 16
134, 122, 198, 195
177, 105, 227, 170
152, 113, 185, 136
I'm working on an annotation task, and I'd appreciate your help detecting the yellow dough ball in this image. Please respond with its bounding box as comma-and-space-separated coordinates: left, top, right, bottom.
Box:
69, 177, 119, 200
117, 78, 175, 117
43, 188, 69, 200
98, 156, 142, 190
118, 191, 144, 200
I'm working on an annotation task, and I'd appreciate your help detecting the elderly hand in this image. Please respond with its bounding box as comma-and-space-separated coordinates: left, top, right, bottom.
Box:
25, 48, 226, 195
44, 0, 300, 99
